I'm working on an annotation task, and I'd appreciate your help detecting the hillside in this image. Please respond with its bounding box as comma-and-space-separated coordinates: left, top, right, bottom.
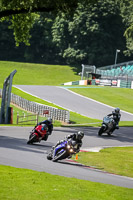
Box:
0, 61, 79, 87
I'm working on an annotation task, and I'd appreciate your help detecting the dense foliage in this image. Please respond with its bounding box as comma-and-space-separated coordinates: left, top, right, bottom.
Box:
119, 0, 133, 56
52, 0, 129, 66
0, 0, 133, 67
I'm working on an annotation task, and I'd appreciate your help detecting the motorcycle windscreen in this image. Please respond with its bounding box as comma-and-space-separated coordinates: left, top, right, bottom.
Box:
54, 141, 67, 156
103, 116, 112, 123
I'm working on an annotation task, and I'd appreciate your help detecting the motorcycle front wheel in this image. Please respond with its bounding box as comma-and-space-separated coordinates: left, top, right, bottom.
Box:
27, 134, 37, 144
98, 126, 104, 136
52, 150, 67, 162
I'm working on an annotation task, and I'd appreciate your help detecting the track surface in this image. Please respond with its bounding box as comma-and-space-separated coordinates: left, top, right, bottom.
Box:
1, 85, 133, 188
14, 85, 133, 121
0, 126, 133, 188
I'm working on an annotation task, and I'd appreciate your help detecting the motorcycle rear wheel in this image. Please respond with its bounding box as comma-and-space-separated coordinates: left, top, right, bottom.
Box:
47, 154, 52, 160
108, 131, 113, 136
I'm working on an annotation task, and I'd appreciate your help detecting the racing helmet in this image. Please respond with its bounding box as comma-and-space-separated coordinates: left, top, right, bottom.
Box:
42, 124, 48, 131
77, 131, 84, 140
48, 117, 52, 123
114, 107, 120, 114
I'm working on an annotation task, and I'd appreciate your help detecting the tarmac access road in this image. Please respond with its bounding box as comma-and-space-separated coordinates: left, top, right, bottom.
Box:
0, 126, 133, 188
14, 85, 133, 121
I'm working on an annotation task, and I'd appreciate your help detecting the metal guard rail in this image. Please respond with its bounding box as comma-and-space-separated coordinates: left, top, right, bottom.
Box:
0, 89, 70, 123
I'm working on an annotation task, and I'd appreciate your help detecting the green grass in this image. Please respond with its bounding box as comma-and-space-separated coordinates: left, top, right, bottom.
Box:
75, 147, 133, 178
11, 86, 133, 126
12, 87, 65, 109
0, 93, 100, 127
0, 61, 79, 88
68, 111, 101, 126
0, 165, 133, 200
70, 86, 133, 114
0, 61, 102, 126
10, 87, 102, 126
0, 62, 133, 198
11, 103, 62, 127
0, 61, 133, 126
119, 121, 133, 126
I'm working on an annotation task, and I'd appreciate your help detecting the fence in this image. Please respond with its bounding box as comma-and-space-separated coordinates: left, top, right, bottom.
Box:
96, 60, 133, 80
98, 60, 133, 71
17, 113, 39, 124
0, 89, 70, 123
81, 64, 96, 80
120, 80, 132, 88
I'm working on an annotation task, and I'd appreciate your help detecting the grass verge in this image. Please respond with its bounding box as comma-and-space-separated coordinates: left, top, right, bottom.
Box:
6, 87, 101, 126
70, 86, 133, 114
0, 61, 79, 87
75, 147, 133, 178
0, 165, 133, 200
0, 62, 133, 126
11, 86, 133, 126
1, 86, 133, 126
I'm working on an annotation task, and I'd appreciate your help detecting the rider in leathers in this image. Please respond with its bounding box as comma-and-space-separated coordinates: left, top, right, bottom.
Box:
53, 131, 84, 155
38, 118, 53, 135
66, 131, 84, 153
107, 107, 121, 130
32, 118, 53, 141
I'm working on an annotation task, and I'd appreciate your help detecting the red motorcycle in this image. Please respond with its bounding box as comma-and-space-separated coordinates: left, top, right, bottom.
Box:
27, 124, 48, 144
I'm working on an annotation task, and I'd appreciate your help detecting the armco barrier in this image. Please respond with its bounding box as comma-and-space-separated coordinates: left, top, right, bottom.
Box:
63, 80, 88, 85
91, 79, 96, 85
0, 89, 70, 123
120, 80, 131, 88
131, 81, 133, 89
72, 81, 79, 85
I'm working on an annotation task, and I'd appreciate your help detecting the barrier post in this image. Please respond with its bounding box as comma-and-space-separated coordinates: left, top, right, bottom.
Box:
10, 107, 13, 124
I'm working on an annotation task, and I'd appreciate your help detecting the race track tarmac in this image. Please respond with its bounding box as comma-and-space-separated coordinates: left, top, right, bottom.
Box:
0, 126, 133, 188
14, 85, 133, 121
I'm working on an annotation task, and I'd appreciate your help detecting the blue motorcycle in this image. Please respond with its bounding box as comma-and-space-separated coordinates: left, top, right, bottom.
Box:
47, 139, 77, 162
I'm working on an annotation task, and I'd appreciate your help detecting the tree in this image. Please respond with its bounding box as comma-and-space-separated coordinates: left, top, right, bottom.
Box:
119, 0, 133, 56
0, 0, 96, 46
0, 13, 64, 64
23, 13, 62, 64
0, 0, 78, 17
0, 0, 132, 66
52, 0, 128, 66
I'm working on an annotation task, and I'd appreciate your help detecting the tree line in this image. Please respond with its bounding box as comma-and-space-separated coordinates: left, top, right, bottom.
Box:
0, 0, 133, 68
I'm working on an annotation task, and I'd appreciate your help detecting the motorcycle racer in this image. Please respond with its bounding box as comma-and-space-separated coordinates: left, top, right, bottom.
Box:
37, 117, 53, 135
107, 107, 121, 129
27, 124, 48, 144
53, 131, 84, 153
47, 131, 84, 161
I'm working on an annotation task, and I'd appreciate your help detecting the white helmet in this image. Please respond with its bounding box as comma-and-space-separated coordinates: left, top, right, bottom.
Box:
76, 131, 84, 140
48, 118, 52, 123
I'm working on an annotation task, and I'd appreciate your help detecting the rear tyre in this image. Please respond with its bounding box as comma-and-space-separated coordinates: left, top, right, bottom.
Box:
47, 154, 52, 160
108, 132, 112, 136
27, 134, 37, 144
43, 134, 48, 141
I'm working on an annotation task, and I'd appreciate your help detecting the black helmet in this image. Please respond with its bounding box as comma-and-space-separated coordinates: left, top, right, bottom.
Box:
114, 107, 120, 114
48, 118, 52, 123
76, 131, 84, 140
